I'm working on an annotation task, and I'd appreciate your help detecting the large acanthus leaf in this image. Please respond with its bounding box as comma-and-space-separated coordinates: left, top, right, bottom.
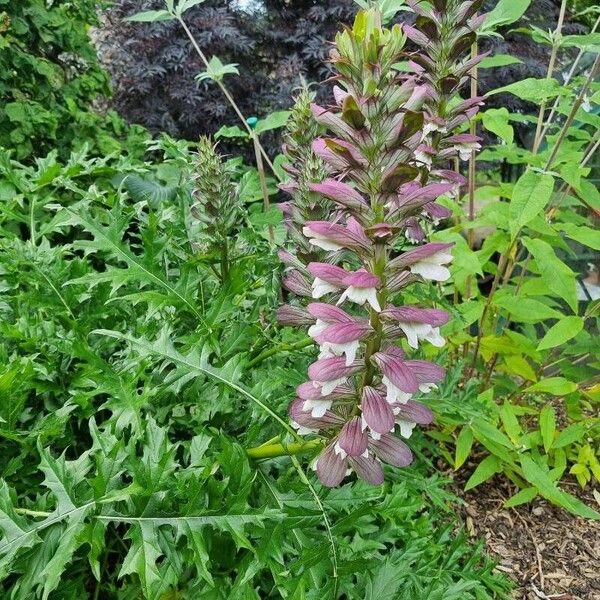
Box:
63, 204, 206, 326
93, 328, 300, 438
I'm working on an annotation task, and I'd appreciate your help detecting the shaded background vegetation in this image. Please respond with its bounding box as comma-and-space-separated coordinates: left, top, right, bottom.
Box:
96, 0, 587, 151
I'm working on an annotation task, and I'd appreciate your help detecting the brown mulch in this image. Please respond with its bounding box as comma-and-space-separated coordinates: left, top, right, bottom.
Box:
453, 472, 600, 600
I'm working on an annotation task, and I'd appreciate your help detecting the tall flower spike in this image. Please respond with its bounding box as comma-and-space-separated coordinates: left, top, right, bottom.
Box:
192, 136, 241, 249
278, 8, 471, 487
405, 0, 487, 184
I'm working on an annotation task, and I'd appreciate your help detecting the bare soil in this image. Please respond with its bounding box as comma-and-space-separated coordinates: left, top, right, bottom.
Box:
454, 473, 600, 600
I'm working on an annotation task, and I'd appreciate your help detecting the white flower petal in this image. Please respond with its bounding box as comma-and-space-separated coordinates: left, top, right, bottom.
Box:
319, 377, 347, 396
397, 419, 417, 439
303, 398, 333, 418
312, 278, 338, 299
410, 263, 451, 282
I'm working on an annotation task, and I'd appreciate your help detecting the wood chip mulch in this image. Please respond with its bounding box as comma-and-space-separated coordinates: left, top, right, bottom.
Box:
452, 472, 600, 600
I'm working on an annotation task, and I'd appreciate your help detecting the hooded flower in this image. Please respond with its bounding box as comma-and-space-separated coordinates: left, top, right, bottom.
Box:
381, 305, 449, 348
338, 268, 381, 311
307, 356, 363, 395
303, 218, 371, 252
390, 242, 454, 282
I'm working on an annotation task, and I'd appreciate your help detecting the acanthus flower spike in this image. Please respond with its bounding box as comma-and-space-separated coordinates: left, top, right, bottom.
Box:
274, 5, 481, 488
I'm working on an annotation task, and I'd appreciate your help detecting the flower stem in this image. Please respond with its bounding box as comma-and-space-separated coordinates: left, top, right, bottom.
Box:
252, 131, 274, 243
247, 337, 314, 368
246, 439, 323, 459
176, 15, 280, 180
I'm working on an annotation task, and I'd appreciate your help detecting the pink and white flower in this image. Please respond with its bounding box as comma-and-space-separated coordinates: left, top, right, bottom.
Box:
338, 268, 381, 311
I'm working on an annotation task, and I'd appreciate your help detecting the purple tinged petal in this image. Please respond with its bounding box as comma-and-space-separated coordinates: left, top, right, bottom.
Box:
348, 455, 384, 485
308, 179, 369, 211
278, 181, 299, 195
342, 269, 380, 289
288, 398, 345, 429
381, 306, 449, 327
317, 321, 371, 344
403, 24, 430, 46
308, 356, 361, 382
338, 416, 368, 456
361, 387, 395, 433
316, 443, 348, 487
277, 305, 313, 326
282, 270, 312, 297
397, 400, 434, 425
370, 434, 413, 467
445, 133, 481, 145
307, 302, 353, 323
296, 381, 356, 401
307, 262, 348, 287
435, 169, 467, 185
425, 202, 452, 220
304, 220, 371, 250
333, 85, 349, 105
389, 242, 454, 269
310, 103, 356, 138
372, 352, 419, 394
404, 360, 446, 384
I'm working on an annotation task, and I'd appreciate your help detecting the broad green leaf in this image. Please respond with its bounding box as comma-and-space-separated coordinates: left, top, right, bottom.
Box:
465, 455, 502, 491
537, 316, 584, 350
215, 124, 249, 140
561, 33, 600, 51
176, 0, 207, 14
482, 0, 532, 31
553, 423, 587, 449
124, 10, 175, 22
196, 56, 239, 83
520, 456, 600, 519
504, 486, 538, 508
481, 108, 513, 145
454, 427, 473, 470
489, 78, 566, 103
539, 406, 556, 453
255, 111, 292, 135
499, 402, 522, 444
472, 419, 514, 449
501, 355, 537, 381
493, 296, 562, 323
508, 170, 554, 238
558, 223, 600, 251
525, 377, 578, 396
522, 238, 577, 312
479, 54, 523, 69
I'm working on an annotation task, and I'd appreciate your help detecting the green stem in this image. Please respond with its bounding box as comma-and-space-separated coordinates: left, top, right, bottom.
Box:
531, 0, 567, 155
221, 237, 229, 282
176, 15, 280, 181
252, 131, 274, 243
247, 337, 313, 368
246, 439, 323, 459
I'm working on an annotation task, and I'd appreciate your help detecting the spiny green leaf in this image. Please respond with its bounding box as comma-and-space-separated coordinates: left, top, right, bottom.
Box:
93, 328, 301, 439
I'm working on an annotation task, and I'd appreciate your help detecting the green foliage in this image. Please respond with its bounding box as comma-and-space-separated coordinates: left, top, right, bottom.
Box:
0, 140, 512, 597
0, 0, 146, 160
430, 9, 600, 518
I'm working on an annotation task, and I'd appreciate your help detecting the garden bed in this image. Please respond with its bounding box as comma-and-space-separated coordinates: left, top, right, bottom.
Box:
455, 473, 600, 599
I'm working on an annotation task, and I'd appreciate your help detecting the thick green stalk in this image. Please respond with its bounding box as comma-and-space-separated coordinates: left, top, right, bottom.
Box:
246, 439, 323, 459
247, 337, 313, 368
